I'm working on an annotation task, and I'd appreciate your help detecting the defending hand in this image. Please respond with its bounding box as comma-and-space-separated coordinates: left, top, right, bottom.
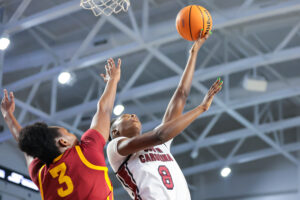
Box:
100, 58, 122, 82
1, 89, 15, 118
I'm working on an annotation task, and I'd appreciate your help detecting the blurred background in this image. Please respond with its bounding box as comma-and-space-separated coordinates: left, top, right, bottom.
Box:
0, 0, 300, 199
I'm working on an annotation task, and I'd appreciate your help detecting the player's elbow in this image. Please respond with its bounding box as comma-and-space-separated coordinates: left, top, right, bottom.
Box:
97, 101, 111, 114
176, 87, 189, 99
153, 127, 169, 145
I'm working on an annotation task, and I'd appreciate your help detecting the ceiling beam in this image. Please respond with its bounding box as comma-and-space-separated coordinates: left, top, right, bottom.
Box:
4, 0, 300, 74
5, 44, 300, 106
172, 115, 300, 156
3, 0, 80, 34
4, 0, 300, 36
13, 98, 83, 135
183, 142, 300, 176
8, 0, 32, 24
54, 77, 300, 126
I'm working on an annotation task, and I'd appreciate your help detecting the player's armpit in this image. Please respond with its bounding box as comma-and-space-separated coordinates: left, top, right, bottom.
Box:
25, 153, 34, 168
81, 129, 106, 151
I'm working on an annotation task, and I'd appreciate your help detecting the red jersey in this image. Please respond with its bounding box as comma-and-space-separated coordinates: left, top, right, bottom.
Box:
28, 129, 113, 200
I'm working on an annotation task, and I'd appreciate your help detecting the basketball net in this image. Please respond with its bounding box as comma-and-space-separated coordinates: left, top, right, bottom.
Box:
80, 0, 130, 16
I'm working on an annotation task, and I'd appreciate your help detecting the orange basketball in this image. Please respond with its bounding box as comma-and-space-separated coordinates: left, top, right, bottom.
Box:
176, 5, 213, 41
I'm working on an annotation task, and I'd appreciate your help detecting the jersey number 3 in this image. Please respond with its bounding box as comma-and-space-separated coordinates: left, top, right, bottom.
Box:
158, 165, 174, 190
49, 162, 74, 197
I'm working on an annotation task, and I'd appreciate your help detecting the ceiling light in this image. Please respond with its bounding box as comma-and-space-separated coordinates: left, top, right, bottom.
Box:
190, 150, 198, 159
58, 72, 71, 84
220, 167, 231, 178
113, 104, 124, 116
243, 74, 267, 92
0, 37, 10, 50
0, 169, 5, 179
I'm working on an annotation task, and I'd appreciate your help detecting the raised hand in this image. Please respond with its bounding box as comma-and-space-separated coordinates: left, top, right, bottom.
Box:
190, 29, 212, 53
1, 89, 15, 118
100, 58, 122, 82
200, 78, 223, 111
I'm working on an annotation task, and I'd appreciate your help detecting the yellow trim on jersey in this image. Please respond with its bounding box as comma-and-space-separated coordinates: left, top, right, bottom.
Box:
75, 145, 113, 199
38, 165, 46, 200
75, 145, 107, 170
53, 154, 63, 163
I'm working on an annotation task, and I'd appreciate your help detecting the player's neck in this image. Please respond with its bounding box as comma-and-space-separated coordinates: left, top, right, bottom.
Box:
121, 129, 141, 138
58, 145, 73, 154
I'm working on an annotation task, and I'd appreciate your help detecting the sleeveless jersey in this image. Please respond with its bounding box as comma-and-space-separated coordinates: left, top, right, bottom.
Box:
29, 129, 113, 200
107, 137, 190, 200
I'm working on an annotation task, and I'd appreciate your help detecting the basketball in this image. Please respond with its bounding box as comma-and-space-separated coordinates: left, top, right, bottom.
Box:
176, 5, 213, 41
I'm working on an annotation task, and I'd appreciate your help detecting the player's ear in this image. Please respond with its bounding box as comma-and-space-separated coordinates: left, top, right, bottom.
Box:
58, 138, 71, 147
111, 129, 120, 138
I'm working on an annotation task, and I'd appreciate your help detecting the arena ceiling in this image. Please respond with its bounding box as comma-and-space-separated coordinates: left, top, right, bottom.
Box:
0, 0, 300, 198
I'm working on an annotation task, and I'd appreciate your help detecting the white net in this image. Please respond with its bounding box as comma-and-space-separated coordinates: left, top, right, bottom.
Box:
80, 0, 130, 16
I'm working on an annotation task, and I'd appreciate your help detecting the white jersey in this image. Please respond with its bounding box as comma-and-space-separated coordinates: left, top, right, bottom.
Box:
107, 137, 191, 200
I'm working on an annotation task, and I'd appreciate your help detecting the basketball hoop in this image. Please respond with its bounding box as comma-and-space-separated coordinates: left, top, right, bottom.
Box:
80, 0, 130, 16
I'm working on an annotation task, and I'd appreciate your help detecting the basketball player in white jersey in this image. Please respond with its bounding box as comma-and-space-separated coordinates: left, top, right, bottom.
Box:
107, 31, 222, 200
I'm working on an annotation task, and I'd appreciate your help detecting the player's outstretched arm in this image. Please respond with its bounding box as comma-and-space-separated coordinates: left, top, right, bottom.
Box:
117, 78, 223, 156
90, 58, 121, 142
1, 89, 33, 166
162, 30, 211, 124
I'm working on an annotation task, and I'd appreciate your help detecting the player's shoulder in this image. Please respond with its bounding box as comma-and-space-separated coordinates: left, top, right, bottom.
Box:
107, 136, 131, 154
47, 147, 75, 167
80, 128, 106, 148
106, 136, 130, 171
107, 136, 128, 153
108, 136, 128, 146
82, 128, 104, 140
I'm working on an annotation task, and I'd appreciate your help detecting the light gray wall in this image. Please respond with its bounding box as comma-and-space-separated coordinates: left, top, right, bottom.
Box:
0, 180, 40, 200
191, 156, 300, 200
0, 141, 40, 200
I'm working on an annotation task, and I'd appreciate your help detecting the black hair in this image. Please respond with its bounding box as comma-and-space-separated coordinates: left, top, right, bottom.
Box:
109, 118, 117, 141
18, 122, 61, 165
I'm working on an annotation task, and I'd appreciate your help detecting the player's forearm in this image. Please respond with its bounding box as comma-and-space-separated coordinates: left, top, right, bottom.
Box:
156, 105, 207, 143
118, 105, 207, 156
4, 112, 22, 141
4, 112, 33, 166
97, 78, 118, 113
177, 49, 198, 96
162, 49, 199, 123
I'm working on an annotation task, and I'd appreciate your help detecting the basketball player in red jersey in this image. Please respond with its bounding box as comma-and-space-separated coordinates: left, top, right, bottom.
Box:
107, 31, 222, 199
1, 58, 121, 200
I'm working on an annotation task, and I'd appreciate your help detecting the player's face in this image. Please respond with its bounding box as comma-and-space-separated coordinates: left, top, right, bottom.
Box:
114, 114, 141, 138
